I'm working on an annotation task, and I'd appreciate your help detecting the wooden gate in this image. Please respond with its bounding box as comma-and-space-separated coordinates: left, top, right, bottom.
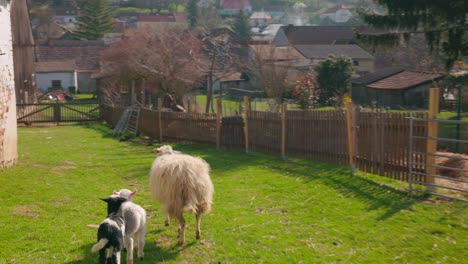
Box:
17, 102, 100, 124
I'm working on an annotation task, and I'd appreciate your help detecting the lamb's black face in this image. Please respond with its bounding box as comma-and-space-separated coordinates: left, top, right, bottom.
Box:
100, 196, 127, 215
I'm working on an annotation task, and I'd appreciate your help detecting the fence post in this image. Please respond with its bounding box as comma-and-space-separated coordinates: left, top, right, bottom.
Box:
426, 87, 440, 192
158, 98, 163, 143
281, 102, 287, 160
243, 96, 250, 154
346, 102, 357, 174
216, 97, 222, 150
131, 80, 136, 107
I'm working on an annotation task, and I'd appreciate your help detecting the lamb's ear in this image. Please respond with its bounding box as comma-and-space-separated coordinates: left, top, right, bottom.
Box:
130, 190, 137, 196
153, 148, 159, 154
112, 190, 119, 195
100, 197, 112, 203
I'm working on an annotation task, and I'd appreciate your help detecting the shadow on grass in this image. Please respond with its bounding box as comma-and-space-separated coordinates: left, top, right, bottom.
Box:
84, 123, 424, 221
268, 159, 424, 220
67, 239, 184, 264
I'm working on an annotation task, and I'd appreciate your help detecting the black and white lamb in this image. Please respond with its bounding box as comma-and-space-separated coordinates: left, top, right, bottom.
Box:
91, 196, 127, 264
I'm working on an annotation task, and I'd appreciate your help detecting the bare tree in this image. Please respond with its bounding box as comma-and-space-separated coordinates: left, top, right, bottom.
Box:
201, 34, 245, 113
250, 45, 296, 106
101, 28, 207, 109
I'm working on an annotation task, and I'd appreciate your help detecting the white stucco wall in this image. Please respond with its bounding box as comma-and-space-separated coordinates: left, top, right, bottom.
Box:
36, 72, 76, 92
0, 1, 18, 168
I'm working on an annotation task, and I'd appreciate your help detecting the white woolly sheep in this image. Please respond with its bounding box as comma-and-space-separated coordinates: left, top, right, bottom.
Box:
149, 145, 214, 246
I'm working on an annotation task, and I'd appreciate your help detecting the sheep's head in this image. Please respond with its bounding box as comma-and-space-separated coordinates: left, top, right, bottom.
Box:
112, 189, 137, 202
100, 196, 127, 215
153, 145, 175, 155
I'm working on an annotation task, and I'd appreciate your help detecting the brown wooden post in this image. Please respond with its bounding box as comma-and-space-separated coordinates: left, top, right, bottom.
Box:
426, 87, 440, 191
243, 96, 250, 154
281, 102, 288, 160
131, 80, 136, 107
158, 98, 163, 143
346, 102, 357, 174
141, 79, 146, 107
216, 97, 222, 150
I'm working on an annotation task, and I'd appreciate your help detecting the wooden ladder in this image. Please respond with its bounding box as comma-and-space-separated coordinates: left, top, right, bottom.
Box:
113, 108, 140, 137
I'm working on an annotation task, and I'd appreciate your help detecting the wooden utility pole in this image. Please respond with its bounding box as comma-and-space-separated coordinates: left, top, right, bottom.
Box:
346, 102, 357, 174
158, 98, 163, 143
216, 97, 222, 150
426, 88, 440, 191
243, 96, 250, 154
281, 103, 287, 160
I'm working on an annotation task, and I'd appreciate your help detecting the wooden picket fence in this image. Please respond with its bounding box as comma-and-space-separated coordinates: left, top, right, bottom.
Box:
101, 100, 427, 183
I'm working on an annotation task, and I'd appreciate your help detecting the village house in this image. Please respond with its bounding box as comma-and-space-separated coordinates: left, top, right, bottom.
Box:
35, 60, 78, 93
219, 0, 252, 16
35, 40, 105, 93
247, 45, 312, 89
136, 13, 188, 30
263, 5, 287, 23
249, 11, 272, 27
319, 5, 353, 23
294, 44, 374, 73
272, 25, 363, 46
351, 67, 445, 109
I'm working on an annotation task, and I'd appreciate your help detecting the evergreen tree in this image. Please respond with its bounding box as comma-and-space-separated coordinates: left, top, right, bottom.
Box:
358, 0, 468, 69
315, 55, 354, 106
229, 10, 252, 42
74, 0, 114, 40
187, 0, 198, 28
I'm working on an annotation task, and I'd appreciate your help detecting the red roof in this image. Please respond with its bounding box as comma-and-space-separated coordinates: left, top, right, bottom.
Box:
366, 71, 445, 90
35, 40, 104, 71
138, 15, 175, 22
221, 0, 252, 9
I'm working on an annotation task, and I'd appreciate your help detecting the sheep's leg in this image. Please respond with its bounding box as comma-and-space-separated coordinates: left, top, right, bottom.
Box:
136, 228, 146, 260
196, 213, 201, 240
178, 215, 186, 246
165, 215, 170, 226
126, 237, 134, 264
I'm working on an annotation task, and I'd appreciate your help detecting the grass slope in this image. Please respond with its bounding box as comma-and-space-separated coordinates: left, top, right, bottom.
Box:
0, 123, 466, 263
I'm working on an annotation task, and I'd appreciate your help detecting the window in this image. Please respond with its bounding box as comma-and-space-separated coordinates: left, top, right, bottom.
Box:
353, 60, 359, 66
51, 80, 62, 89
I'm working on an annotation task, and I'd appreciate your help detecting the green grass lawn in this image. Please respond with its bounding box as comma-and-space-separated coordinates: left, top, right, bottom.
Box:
0, 123, 466, 263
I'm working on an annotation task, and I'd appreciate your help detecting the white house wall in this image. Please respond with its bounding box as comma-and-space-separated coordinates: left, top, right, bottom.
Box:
0, 1, 18, 168
36, 72, 75, 92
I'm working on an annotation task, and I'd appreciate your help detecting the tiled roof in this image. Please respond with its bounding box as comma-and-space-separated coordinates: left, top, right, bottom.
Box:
295, 44, 374, 60
138, 15, 176, 22
250, 45, 306, 61
250, 12, 272, 20
277, 25, 368, 45
35, 60, 76, 72
35, 40, 104, 71
221, 0, 252, 9
352, 67, 405, 85
366, 71, 445, 90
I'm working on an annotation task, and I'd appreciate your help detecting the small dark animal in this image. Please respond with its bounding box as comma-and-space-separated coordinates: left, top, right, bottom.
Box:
91, 196, 127, 264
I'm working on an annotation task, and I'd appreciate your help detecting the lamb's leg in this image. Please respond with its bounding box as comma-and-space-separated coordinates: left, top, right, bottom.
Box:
126, 237, 134, 264
136, 227, 146, 260
196, 213, 201, 240
98, 248, 107, 264
165, 214, 170, 226
115, 251, 121, 264
178, 214, 186, 246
